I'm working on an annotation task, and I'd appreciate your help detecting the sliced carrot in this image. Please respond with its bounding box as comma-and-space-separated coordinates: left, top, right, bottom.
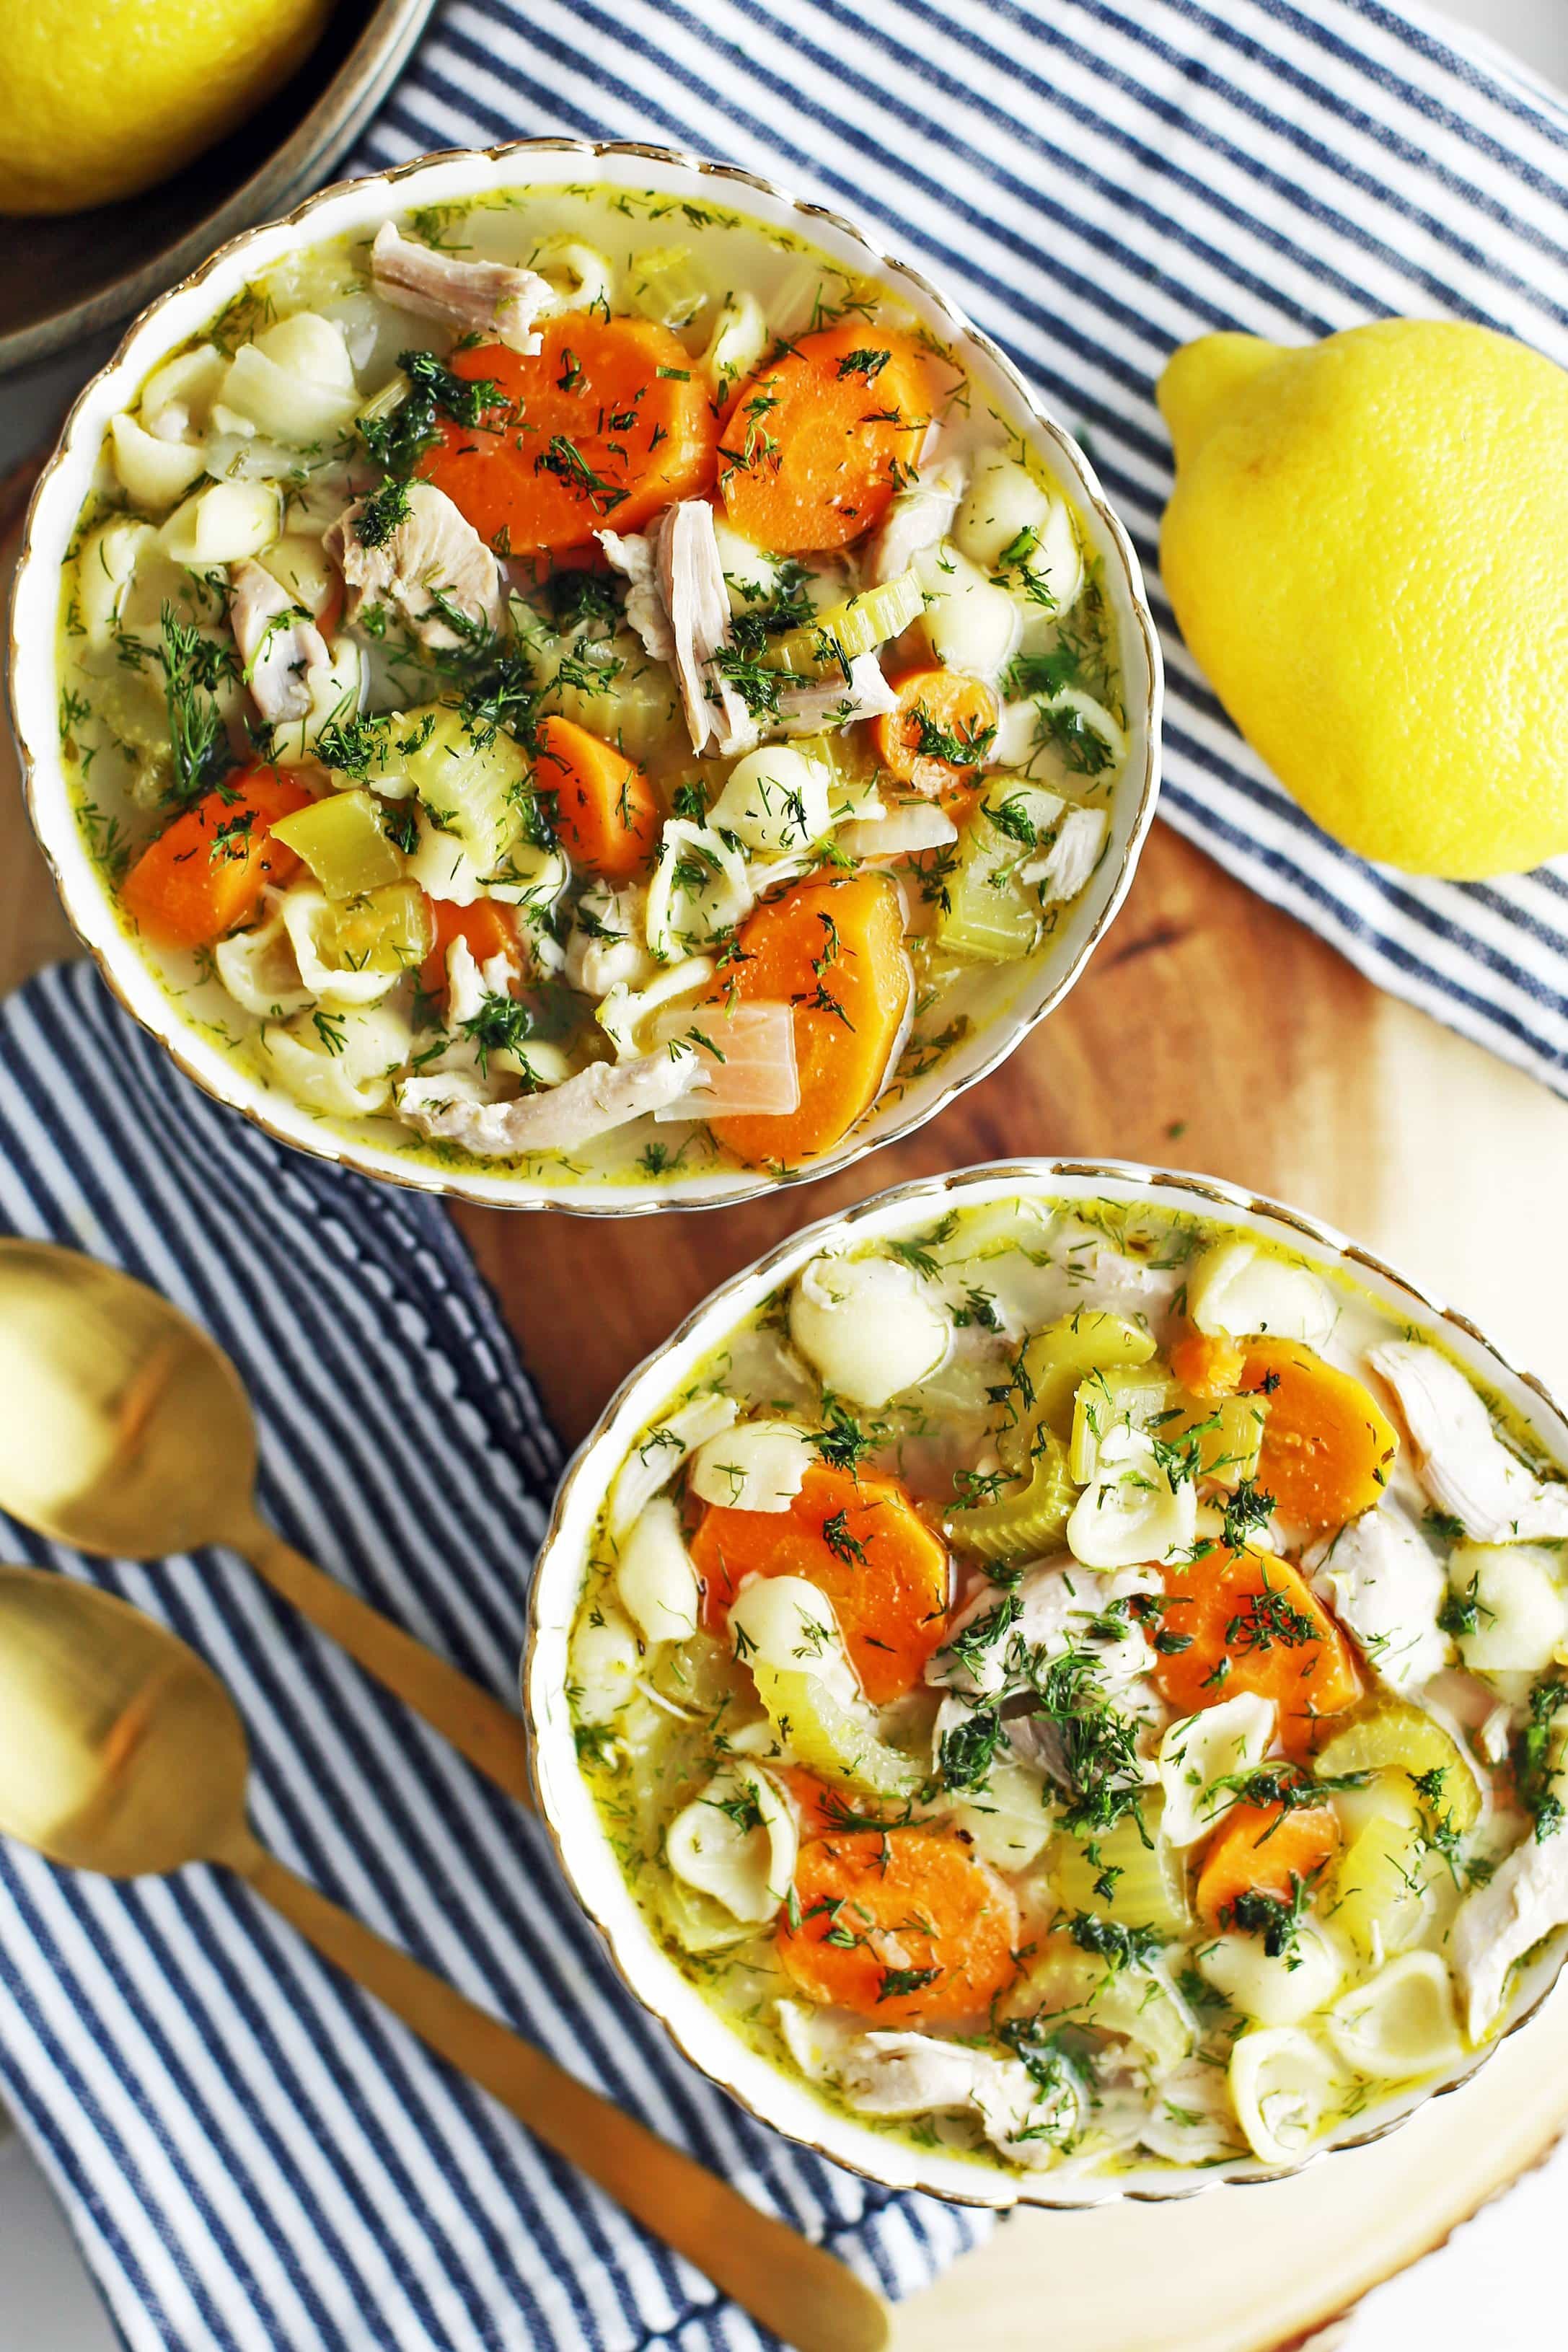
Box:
872, 668, 998, 808
718, 325, 932, 553
705, 871, 911, 1168
1194, 1800, 1341, 1929
1154, 1546, 1362, 1761
418, 897, 526, 999
1241, 1340, 1399, 1532
779, 1826, 1019, 2025
780, 1769, 853, 1838
691, 1461, 949, 1704
1169, 1328, 1247, 1402
121, 767, 313, 950
534, 714, 659, 881
421, 316, 719, 559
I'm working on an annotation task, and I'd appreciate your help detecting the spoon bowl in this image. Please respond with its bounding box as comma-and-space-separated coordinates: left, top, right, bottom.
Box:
0, 1243, 257, 1557
0, 1240, 534, 1800
0, 1567, 246, 1875
0, 1565, 889, 2352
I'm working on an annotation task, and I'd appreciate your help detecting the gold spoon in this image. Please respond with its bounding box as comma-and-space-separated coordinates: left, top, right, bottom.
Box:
0, 1566, 891, 2352
0, 1240, 534, 1804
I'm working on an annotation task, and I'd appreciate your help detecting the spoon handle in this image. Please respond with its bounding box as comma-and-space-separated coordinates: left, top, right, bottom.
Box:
233, 1513, 534, 1806
228, 1834, 890, 2352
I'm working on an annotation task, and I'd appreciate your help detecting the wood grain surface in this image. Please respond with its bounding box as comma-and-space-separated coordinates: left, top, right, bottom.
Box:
7, 503, 1568, 2352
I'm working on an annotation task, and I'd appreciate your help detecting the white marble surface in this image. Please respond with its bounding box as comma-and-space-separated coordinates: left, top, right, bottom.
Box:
4, 4, 1568, 2348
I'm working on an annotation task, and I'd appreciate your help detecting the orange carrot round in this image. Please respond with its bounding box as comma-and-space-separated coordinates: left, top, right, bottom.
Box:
872, 667, 998, 806
691, 1461, 950, 1704
419, 897, 525, 999
1154, 1546, 1361, 1761
705, 871, 911, 1168
1169, 1328, 1246, 1402
421, 316, 719, 558
121, 767, 313, 950
1242, 1340, 1399, 1531
533, 714, 659, 881
718, 325, 932, 552
779, 1827, 1018, 2025
1194, 1799, 1341, 1929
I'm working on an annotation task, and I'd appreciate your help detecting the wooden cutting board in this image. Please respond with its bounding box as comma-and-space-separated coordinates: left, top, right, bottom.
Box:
6, 494, 1568, 2351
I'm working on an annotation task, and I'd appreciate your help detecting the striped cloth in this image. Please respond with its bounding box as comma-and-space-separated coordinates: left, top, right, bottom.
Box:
355, 0, 1568, 1096
0, 962, 984, 2352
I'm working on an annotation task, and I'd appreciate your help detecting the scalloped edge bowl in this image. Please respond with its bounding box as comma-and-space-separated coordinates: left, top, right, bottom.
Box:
9, 141, 1161, 1216
524, 1157, 1568, 2208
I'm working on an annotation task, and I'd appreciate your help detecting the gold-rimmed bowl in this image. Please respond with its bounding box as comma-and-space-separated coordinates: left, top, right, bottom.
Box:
524, 1157, 1568, 2207
8, 141, 1162, 1216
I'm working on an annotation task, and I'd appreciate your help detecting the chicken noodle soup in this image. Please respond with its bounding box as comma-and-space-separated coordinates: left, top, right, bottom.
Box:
56, 186, 1126, 1184
568, 1192, 1568, 2182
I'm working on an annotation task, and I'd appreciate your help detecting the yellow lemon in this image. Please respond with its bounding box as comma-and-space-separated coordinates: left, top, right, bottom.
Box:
1158, 319, 1568, 878
0, 0, 332, 216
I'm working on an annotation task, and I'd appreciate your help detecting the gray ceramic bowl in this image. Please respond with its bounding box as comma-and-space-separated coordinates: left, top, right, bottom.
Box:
0, 0, 436, 375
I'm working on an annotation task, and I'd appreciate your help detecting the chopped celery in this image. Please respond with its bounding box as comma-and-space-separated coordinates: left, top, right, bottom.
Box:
1190, 1393, 1266, 1487
627, 245, 710, 330
325, 881, 434, 975
1049, 1800, 1189, 1936
999, 1312, 1158, 1475
770, 568, 924, 676
943, 1759, 1054, 1870
1328, 1803, 1433, 1963
946, 1427, 1077, 1564
402, 704, 534, 869
1314, 1701, 1482, 1831
270, 789, 404, 900
749, 1658, 917, 1797
1070, 1368, 1176, 1483
950, 1311, 1155, 1563
659, 1875, 752, 1955
935, 789, 1064, 965
1003, 1934, 1194, 2071
788, 731, 850, 786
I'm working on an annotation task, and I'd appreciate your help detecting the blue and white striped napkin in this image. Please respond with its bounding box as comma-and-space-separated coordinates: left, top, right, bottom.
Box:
0, 961, 984, 2352
356, 0, 1568, 1097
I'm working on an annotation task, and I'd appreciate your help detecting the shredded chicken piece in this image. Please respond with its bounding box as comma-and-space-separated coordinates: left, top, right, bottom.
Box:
773, 651, 899, 734
564, 884, 653, 1000
657, 501, 756, 754
931, 1559, 1157, 1701
1021, 806, 1109, 902
1370, 1342, 1568, 1543
837, 799, 958, 863
776, 2003, 1078, 2170
598, 527, 674, 662
325, 483, 503, 651
866, 457, 967, 585
1451, 1828, 1568, 2038
227, 558, 327, 723
1313, 1504, 1448, 1691
398, 1050, 688, 1157
602, 504, 756, 754
370, 221, 548, 353
1055, 1224, 1186, 1310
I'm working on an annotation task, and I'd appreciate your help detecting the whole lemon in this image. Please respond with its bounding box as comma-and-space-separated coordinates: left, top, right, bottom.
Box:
0, 0, 332, 216
1158, 320, 1568, 879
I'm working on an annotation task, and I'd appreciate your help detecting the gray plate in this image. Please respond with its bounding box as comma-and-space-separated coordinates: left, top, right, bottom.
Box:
0, 0, 436, 376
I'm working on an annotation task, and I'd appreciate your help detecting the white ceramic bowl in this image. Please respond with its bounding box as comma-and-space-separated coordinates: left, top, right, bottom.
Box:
9, 140, 1162, 1216
525, 1158, 1568, 2208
